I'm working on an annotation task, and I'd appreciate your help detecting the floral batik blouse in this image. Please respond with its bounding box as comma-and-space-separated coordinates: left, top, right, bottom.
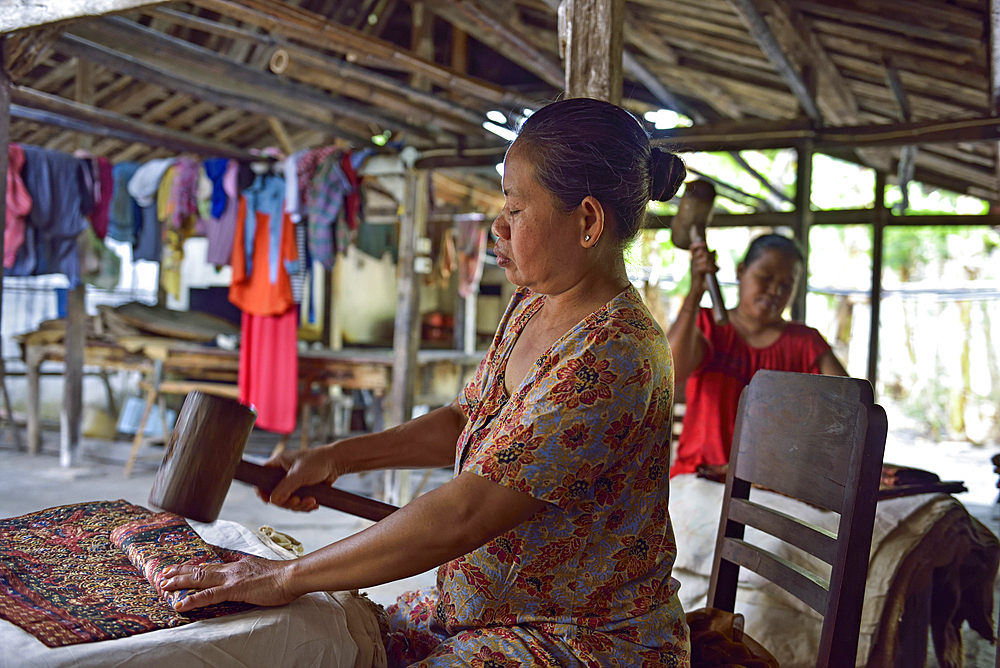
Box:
383, 285, 690, 667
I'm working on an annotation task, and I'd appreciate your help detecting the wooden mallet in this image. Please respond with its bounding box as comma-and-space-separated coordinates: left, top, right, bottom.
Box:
149, 391, 397, 524
672, 179, 729, 325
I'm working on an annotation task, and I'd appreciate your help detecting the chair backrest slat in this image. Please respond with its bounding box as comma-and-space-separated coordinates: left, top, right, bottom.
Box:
727, 497, 839, 565
719, 537, 830, 614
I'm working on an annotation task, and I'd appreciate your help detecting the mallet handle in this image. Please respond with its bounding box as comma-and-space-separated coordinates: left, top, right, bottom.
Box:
235, 460, 398, 522
689, 227, 729, 325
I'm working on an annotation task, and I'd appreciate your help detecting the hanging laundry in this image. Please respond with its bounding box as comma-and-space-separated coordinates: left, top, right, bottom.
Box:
456, 218, 488, 299
107, 162, 139, 244
306, 152, 352, 270
4, 144, 32, 269
159, 157, 203, 298
238, 307, 298, 434
228, 196, 298, 317
229, 194, 300, 436
203, 157, 230, 219
205, 160, 239, 266
284, 149, 306, 222
8, 146, 92, 287
79, 226, 121, 290
195, 165, 213, 228
87, 157, 113, 240
340, 150, 361, 232
296, 145, 339, 212
242, 173, 287, 283
128, 157, 174, 262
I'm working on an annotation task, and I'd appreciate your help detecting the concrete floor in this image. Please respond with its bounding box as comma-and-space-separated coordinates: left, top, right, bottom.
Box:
0, 428, 444, 607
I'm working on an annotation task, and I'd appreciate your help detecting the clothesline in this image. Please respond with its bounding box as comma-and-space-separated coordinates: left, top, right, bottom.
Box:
3, 143, 377, 294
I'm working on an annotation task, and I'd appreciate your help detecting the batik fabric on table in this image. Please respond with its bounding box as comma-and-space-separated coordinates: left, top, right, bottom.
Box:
0, 500, 253, 648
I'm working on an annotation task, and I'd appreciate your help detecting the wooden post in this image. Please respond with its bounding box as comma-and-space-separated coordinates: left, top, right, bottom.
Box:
60, 59, 94, 467
990, 0, 1000, 199
389, 169, 428, 428
454, 292, 477, 354
790, 141, 813, 321
410, 2, 434, 93
386, 168, 428, 507
61, 285, 85, 467
0, 43, 24, 451
560, 0, 624, 104
867, 171, 886, 398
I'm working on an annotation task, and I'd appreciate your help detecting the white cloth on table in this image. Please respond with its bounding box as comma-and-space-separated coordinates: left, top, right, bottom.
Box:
0, 519, 382, 668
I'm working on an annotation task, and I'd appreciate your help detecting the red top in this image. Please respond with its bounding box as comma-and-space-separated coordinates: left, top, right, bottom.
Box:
670, 307, 832, 477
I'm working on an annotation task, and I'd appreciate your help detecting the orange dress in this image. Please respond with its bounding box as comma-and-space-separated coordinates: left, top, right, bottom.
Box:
228, 196, 297, 317
229, 195, 299, 434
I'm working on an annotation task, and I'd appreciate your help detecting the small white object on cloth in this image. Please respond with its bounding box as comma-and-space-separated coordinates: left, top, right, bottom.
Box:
0, 518, 383, 668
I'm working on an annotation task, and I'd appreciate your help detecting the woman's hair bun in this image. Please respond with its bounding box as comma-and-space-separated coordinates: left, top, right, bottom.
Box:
649, 148, 686, 202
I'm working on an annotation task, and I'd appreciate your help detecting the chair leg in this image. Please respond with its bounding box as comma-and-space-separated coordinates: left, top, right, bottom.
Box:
124, 387, 157, 478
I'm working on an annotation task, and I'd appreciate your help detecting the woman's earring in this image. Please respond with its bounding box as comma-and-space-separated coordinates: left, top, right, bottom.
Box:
584, 235, 591, 242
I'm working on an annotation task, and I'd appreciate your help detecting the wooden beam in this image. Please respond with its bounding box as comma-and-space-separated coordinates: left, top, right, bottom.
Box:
561, 0, 624, 103
154, 7, 492, 132
883, 58, 916, 211
725, 0, 821, 122
0, 0, 169, 32
11, 87, 261, 159
190, 0, 538, 112
267, 116, 294, 155
424, 0, 564, 88
55, 33, 373, 146
647, 209, 1000, 229
77, 17, 436, 141
409, 2, 434, 92
653, 115, 1000, 152
3, 25, 63, 81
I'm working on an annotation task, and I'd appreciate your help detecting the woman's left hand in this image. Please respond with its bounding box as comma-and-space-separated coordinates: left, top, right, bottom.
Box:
159, 557, 297, 612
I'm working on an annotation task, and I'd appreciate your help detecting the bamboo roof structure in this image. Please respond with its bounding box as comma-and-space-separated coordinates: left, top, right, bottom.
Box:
2, 0, 1000, 210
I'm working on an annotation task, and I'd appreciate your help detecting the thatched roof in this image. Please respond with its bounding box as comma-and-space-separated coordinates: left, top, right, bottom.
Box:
5, 0, 999, 208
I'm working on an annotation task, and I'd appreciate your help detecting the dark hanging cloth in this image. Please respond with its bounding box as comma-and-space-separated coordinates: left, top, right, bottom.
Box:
107, 162, 140, 243
7, 146, 92, 287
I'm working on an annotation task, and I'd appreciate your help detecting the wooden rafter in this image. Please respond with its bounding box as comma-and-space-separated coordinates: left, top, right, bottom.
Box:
725, 0, 822, 121
422, 0, 564, 88
0, 0, 169, 32
77, 17, 440, 141
55, 32, 374, 145
189, 0, 539, 111
147, 6, 491, 135
655, 115, 1000, 152
11, 86, 260, 159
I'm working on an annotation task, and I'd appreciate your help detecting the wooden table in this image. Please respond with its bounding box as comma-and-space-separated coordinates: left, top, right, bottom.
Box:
19, 337, 483, 470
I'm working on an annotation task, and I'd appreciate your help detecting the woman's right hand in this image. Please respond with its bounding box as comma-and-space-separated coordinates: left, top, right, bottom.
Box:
688, 241, 718, 295
256, 444, 345, 512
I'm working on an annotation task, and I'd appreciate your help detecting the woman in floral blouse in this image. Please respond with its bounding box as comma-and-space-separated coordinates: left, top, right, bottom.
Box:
162, 98, 691, 667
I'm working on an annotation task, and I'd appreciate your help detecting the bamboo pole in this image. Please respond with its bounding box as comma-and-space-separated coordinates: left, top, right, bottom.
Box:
867, 171, 886, 397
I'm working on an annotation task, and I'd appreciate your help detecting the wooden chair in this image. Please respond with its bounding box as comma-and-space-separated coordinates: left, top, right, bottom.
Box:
707, 370, 888, 668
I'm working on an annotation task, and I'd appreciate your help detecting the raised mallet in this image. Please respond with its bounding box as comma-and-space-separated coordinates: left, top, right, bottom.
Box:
672, 179, 728, 325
